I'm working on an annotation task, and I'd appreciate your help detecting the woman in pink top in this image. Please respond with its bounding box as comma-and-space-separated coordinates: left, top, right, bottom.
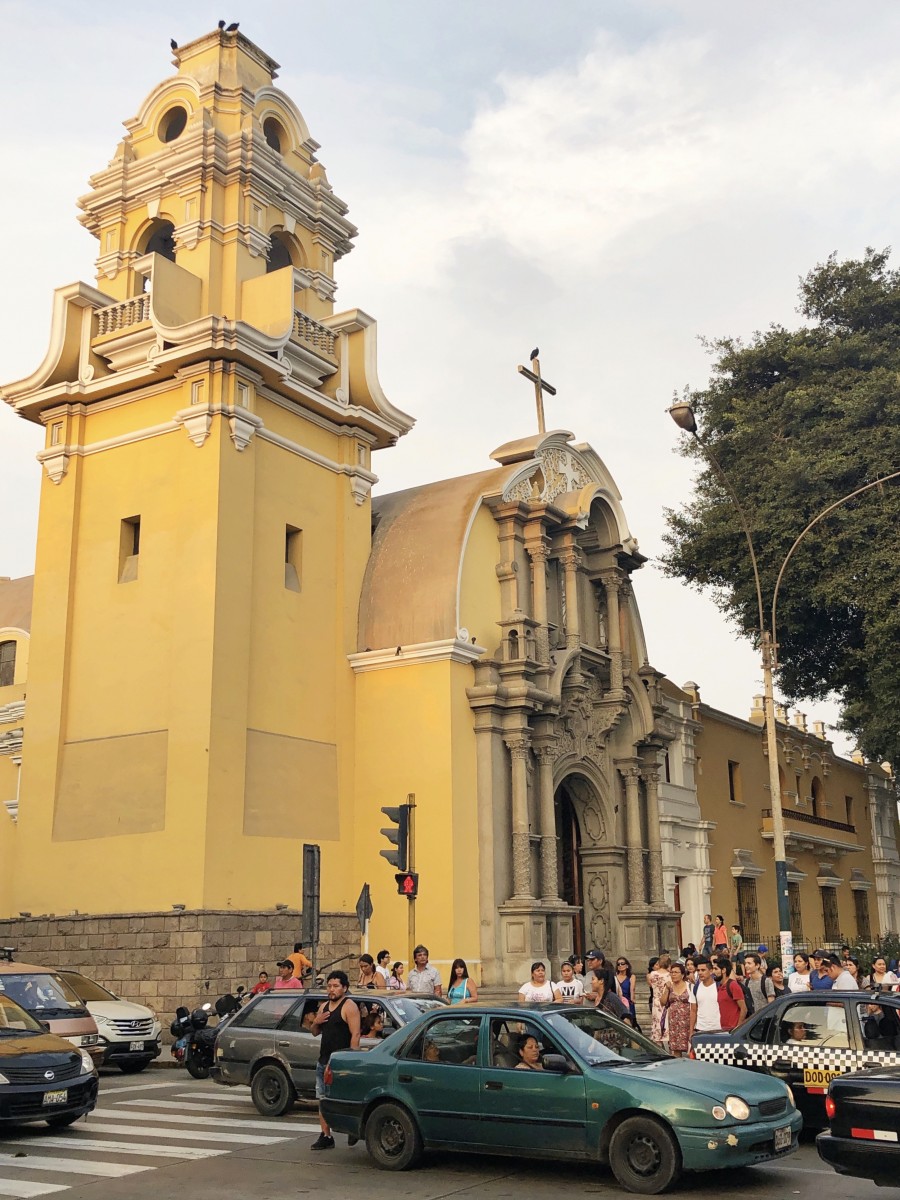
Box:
712, 916, 729, 951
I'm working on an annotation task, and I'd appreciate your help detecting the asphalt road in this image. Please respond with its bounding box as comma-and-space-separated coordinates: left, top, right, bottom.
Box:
0, 1066, 894, 1199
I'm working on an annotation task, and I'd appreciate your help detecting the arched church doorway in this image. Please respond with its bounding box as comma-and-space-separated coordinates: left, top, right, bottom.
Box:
555, 782, 584, 956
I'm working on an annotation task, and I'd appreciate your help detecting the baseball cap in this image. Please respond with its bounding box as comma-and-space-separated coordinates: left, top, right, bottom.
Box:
276, 959, 292, 968
757, 945, 769, 955
811, 948, 827, 958
585, 948, 604, 960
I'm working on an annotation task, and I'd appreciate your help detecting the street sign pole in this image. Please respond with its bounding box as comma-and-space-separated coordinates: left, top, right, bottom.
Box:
406, 793, 416, 967
301, 843, 321, 986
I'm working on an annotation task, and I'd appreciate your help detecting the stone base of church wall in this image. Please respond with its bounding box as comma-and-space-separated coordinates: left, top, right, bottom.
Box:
0, 908, 358, 1027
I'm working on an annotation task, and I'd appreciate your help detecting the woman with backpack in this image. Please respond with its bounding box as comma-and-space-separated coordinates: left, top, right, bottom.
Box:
647, 953, 673, 1046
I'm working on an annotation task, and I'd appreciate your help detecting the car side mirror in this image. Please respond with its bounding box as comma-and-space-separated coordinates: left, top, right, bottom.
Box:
40, 1021, 50, 1032
542, 1054, 570, 1073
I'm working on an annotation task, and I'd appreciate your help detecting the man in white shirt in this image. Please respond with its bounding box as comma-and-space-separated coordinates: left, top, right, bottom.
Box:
375, 949, 391, 986
407, 944, 442, 997
826, 954, 859, 991
554, 960, 584, 1004
689, 958, 722, 1037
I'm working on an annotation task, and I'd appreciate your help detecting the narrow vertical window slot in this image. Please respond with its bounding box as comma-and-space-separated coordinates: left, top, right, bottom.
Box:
285, 525, 301, 592
119, 515, 141, 583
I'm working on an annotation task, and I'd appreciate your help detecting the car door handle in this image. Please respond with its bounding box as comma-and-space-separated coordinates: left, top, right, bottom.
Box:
485, 1081, 503, 1091
398, 1074, 413, 1083
277, 1040, 291, 1047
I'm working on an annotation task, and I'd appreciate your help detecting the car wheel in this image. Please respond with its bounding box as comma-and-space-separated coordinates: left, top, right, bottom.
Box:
609, 1115, 681, 1195
250, 1064, 295, 1117
364, 1101, 423, 1171
46, 1113, 83, 1129
118, 1060, 151, 1074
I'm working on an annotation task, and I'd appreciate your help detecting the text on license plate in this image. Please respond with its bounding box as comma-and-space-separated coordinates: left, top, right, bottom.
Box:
774, 1125, 792, 1152
42, 1090, 68, 1105
803, 1067, 840, 1090
129, 1041, 144, 1051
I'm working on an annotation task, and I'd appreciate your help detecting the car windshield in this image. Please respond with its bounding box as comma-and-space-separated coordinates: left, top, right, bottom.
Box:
390, 997, 447, 1024
0, 973, 86, 1017
0, 991, 45, 1035
59, 973, 117, 1003
546, 1009, 669, 1066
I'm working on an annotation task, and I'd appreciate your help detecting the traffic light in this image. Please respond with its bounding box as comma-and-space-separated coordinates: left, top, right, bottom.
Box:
379, 804, 409, 871
395, 871, 419, 898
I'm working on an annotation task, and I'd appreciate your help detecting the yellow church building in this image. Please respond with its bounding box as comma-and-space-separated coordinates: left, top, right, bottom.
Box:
1, 28, 897, 1002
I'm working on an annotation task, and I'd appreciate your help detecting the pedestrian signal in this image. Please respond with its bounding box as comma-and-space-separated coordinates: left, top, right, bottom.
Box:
395, 871, 419, 899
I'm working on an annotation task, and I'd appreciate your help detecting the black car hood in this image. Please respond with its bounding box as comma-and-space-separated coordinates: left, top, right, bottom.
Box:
0, 1031, 83, 1063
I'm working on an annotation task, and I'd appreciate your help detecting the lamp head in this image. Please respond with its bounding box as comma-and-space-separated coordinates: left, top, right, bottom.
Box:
667, 398, 698, 434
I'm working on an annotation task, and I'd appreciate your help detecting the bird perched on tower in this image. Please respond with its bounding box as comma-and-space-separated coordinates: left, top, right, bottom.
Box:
530, 347, 539, 361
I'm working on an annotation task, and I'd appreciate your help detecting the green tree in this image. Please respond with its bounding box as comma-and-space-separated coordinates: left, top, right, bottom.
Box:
661, 249, 900, 769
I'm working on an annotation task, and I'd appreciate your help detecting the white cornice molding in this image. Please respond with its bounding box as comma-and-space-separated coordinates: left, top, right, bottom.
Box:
348, 639, 487, 674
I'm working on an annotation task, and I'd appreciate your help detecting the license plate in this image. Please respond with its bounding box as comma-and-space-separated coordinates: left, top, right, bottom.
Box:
129, 1041, 144, 1051
774, 1125, 792, 1152
803, 1067, 840, 1089
42, 1090, 68, 1105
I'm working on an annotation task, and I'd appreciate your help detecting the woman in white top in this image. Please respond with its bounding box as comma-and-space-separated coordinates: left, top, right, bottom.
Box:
788, 952, 812, 992
869, 957, 900, 991
518, 962, 561, 1004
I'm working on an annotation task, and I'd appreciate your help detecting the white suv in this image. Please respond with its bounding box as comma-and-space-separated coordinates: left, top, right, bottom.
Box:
58, 971, 162, 1074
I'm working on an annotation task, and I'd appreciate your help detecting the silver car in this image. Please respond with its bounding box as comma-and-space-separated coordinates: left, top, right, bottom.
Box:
211, 990, 446, 1115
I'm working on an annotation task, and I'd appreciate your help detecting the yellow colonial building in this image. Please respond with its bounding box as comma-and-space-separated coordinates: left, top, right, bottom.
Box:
0, 29, 896, 1000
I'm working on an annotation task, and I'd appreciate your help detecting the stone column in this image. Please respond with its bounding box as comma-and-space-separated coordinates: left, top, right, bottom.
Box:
506, 733, 534, 899
602, 571, 625, 695
527, 541, 550, 662
643, 768, 665, 905
621, 765, 645, 906
534, 744, 560, 901
561, 548, 581, 649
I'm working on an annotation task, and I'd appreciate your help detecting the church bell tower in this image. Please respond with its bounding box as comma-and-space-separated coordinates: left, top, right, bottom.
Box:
1, 28, 413, 917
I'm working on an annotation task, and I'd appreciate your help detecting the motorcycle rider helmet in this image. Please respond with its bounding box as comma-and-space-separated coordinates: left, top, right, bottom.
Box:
190, 1006, 210, 1029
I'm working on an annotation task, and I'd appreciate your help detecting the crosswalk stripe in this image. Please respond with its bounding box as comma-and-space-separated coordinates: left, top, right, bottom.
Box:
75, 1122, 290, 1145
100, 1082, 183, 1096
0, 1181, 70, 1198
1, 1138, 225, 1161
105, 1103, 319, 1132
0, 1155, 149, 1178
172, 1091, 256, 1104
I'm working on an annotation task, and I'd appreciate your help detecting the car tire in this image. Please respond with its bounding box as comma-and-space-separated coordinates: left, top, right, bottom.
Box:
45, 1113, 83, 1129
364, 1101, 423, 1171
609, 1115, 681, 1195
250, 1064, 295, 1117
118, 1060, 151, 1074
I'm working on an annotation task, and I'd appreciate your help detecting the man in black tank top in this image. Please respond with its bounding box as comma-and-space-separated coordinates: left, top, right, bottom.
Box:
311, 971, 361, 1150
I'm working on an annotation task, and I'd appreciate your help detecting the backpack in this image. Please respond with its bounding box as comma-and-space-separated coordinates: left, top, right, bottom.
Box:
737, 978, 755, 1017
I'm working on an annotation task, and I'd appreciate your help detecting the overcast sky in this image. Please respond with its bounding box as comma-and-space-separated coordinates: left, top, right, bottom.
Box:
3, 0, 897, 757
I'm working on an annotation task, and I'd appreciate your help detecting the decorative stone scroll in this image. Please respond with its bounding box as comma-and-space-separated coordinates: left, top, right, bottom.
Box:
503, 448, 590, 505
555, 672, 625, 770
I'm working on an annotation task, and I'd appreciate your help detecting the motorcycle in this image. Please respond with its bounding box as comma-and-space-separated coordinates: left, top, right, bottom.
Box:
170, 989, 245, 1078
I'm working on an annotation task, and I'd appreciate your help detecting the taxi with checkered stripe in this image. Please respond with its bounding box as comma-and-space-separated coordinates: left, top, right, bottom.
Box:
691, 990, 900, 1125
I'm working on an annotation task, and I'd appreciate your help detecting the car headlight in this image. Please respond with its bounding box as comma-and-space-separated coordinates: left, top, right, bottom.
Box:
80, 1051, 95, 1075
785, 1085, 795, 1108
725, 1096, 751, 1121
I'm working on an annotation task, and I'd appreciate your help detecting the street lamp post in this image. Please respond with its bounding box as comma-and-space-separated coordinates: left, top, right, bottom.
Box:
667, 397, 900, 970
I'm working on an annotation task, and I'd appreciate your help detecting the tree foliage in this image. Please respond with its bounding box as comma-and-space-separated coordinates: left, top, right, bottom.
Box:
661, 249, 900, 769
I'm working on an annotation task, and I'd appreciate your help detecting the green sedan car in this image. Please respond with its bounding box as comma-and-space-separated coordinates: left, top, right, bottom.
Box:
320, 1004, 802, 1194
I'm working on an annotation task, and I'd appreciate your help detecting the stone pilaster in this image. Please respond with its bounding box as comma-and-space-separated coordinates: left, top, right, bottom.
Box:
534, 743, 560, 901
601, 571, 625, 697
506, 732, 534, 899
526, 541, 551, 663
620, 764, 645, 906
643, 767, 665, 905
561, 547, 581, 649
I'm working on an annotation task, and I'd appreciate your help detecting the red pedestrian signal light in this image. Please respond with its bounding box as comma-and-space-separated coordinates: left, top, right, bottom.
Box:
395, 871, 419, 898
